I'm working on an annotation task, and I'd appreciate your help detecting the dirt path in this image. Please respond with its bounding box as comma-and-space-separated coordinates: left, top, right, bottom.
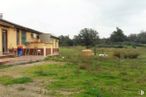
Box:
0, 61, 64, 76
0, 80, 53, 97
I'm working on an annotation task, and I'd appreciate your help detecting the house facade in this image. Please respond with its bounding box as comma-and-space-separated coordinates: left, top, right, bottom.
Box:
0, 19, 59, 56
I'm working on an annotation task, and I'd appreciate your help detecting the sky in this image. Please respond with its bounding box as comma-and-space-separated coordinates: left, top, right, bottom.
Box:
0, 0, 146, 38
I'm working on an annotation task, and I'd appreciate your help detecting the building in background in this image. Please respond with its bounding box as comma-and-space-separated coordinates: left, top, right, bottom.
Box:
0, 19, 59, 56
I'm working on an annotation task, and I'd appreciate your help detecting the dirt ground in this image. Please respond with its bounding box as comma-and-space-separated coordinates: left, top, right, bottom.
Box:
0, 61, 64, 97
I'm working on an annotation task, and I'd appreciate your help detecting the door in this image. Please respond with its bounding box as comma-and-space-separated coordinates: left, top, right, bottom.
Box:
2, 29, 8, 53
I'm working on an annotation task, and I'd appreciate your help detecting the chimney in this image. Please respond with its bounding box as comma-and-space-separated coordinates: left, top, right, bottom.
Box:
0, 13, 3, 19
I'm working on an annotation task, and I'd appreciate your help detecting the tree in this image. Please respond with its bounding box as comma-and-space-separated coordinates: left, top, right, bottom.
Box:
110, 27, 127, 42
59, 35, 73, 46
128, 34, 137, 42
77, 28, 99, 48
137, 31, 146, 44
72, 35, 80, 46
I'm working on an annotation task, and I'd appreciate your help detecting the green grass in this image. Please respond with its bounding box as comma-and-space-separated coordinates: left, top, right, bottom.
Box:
42, 47, 146, 97
26, 63, 103, 97
0, 76, 32, 85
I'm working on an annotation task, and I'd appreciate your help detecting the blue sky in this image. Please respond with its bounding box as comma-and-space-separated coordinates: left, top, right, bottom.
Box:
0, 0, 146, 38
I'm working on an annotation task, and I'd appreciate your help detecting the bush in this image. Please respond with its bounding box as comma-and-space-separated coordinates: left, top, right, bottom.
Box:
97, 44, 125, 48
123, 52, 139, 59
114, 45, 124, 48
113, 49, 140, 59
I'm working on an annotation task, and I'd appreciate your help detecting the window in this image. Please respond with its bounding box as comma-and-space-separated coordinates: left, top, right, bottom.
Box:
21, 31, 26, 45
31, 33, 33, 38
31, 33, 39, 39
2, 29, 8, 53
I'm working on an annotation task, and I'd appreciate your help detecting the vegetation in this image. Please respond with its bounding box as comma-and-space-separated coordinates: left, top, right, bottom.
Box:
59, 27, 146, 48
77, 28, 99, 48
110, 27, 127, 42
0, 47, 146, 97
59, 35, 73, 46
44, 47, 146, 97
113, 49, 140, 59
0, 76, 32, 85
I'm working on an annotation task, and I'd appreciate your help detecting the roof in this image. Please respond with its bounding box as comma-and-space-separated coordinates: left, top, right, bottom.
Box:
50, 35, 59, 40
39, 33, 59, 40
0, 19, 59, 39
0, 19, 42, 34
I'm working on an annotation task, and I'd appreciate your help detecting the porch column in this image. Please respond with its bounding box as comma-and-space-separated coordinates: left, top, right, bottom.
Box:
0, 30, 2, 55
43, 46, 46, 57
51, 45, 53, 56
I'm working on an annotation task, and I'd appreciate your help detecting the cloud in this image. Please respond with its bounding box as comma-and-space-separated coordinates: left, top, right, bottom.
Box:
89, 0, 146, 37
0, 0, 146, 38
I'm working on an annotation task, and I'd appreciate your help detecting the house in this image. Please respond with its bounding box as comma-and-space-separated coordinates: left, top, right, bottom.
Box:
0, 19, 59, 56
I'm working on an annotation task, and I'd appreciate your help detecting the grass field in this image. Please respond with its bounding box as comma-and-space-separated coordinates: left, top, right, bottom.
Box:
0, 47, 146, 97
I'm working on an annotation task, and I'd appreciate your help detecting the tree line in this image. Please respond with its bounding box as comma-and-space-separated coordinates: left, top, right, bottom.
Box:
59, 27, 146, 48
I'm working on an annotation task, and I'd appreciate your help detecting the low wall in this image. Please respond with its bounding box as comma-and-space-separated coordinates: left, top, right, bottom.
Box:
23, 48, 44, 55
9, 48, 59, 56
53, 48, 59, 53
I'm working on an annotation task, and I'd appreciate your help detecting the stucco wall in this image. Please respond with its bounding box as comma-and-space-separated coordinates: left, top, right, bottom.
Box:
27, 38, 59, 49
0, 27, 17, 54
27, 42, 53, 48
51, 38, 59, 48
0, 25, 59, 55
26, 32, 39, 43
26, 32, 31, 42
7, 28, 17, 49
0, 27, 2, 54
0, 26, 36, 50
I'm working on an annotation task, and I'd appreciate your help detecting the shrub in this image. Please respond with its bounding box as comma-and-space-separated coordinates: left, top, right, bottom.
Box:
97, 44, 125, 48
113, 49, 140, 59
114, 45, 124, 48
124, 52, 139, 59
